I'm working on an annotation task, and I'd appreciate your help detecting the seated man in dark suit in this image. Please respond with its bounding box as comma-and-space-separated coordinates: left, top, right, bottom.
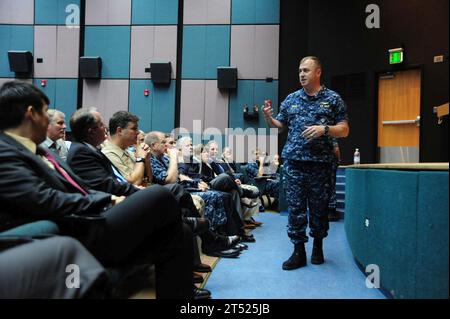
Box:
0, 81, 193, 299
0, 236, 107, 298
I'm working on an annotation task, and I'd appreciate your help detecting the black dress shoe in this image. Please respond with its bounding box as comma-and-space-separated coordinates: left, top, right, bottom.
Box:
193, 263, 212, 273
233, 243, 248, 250
194, 287, 211, 300
193, 272, 204, 284
241, 234, 256, 243
205, 248, 240, 258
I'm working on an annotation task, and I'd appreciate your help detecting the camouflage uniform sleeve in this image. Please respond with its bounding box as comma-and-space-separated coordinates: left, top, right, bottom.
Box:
275, 96, 290, 124
334, 95, 349, 124
246, 162, 259, 179
150, 156, 168, 185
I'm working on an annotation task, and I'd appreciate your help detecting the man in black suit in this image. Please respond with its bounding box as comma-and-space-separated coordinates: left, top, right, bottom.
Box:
0, 81, 193, 299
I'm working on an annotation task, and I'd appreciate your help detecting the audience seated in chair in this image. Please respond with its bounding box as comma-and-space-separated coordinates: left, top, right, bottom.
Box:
0, 81, 194, 299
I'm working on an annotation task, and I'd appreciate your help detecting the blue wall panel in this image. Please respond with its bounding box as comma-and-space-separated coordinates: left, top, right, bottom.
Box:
129, 80, 176, 133
34, 79, 56, 105
132, 0, 178, 25
229, 80, 278, 132
34, 78, 78, 131
229, 80, 254, 130
205, 26, 230, 79
54, 79, 78, 128
35, 0, 81, 25
151, 81, 176, 133
85, 26, 131, 79
182, 26, 206, 79
232, 0, 279, 24
0, 26, 34, 77
182, 25, 230, 79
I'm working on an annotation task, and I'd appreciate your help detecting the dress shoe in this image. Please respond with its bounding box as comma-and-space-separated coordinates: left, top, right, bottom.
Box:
282, 243, 307, 270
311, 239, 324, 264
233, 243, 248, 250
205, 248, 240, 258
193, 272, 204, 284
194, 287, 211, 300
241, 234, 256, 243
193, 263, 212, 273
183, 217, 210, 235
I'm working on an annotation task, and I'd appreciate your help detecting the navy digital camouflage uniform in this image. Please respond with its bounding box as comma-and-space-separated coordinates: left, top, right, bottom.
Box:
246, 161, 280, 199
150, 155, 229, 231
276, 86, 348, 244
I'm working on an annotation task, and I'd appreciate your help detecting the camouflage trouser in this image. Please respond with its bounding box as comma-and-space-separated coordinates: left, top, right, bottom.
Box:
283, 161, 333, 244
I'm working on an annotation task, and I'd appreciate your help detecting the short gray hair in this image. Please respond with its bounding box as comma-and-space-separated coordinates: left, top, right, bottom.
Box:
47, 109, 65, 124
144, 131, 164, 146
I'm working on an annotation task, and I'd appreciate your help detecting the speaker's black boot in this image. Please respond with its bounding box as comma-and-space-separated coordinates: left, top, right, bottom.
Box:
311, 238, 324, 265
282, 243, 306, 270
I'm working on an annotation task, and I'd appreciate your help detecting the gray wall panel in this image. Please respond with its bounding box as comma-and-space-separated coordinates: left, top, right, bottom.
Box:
180, 80, 205, 132
34, 26, 57, 78
130, 26, 177, 79
56, 26, 79, 78
231, 25, 279, 80
86, 0, 131, 25
231, 26, 255, 79
204, 80, 228, 133
153, 26, 177, 79
83, 80, 129, 125
184, 0, 230, 25
254, 25, 279, 80
0, 0, 34, 24
130, 26, 155, 79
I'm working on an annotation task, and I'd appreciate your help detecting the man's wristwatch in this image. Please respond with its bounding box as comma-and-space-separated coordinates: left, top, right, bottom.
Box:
324, 125, 329, 136
135, 157, 145, 163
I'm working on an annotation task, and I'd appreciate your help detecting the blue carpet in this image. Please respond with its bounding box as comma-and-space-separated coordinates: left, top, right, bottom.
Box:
206, 213, 386, 299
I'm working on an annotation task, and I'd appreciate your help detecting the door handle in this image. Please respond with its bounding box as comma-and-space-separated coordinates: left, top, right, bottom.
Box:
382, 116, 420, 126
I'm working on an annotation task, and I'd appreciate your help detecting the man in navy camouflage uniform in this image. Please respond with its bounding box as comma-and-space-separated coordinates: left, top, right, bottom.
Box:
263, 56, 349, 270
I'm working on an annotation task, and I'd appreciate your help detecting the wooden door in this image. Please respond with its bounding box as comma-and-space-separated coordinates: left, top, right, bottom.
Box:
378, 69, 421, 163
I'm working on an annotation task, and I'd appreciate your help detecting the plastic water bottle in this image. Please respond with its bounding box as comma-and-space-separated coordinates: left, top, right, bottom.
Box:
353, 148, 360, 165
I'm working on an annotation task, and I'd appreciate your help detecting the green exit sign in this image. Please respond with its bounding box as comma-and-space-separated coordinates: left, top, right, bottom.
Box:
389, 48, 404, 64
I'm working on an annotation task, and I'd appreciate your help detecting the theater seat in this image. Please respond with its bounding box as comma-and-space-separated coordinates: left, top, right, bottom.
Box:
0, 220, 59, 237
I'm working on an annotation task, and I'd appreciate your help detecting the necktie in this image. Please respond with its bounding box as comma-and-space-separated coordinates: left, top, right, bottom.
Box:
43, 150, 88, 196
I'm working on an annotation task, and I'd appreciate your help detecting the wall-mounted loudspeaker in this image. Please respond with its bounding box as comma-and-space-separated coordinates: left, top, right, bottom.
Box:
79, 56, 102, 79
150, 62, 172, 84
217, 67, 237, 89
8, 51, 33, 74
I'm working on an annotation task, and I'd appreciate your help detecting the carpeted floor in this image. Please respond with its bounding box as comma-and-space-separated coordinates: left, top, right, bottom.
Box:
205, 212, 387, 299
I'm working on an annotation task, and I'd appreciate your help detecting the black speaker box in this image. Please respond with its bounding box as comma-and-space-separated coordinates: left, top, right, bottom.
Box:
8, 51, 33, 74
151, 62, 172, 84
79, 56, 102, 79
217, 67, 237, 89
